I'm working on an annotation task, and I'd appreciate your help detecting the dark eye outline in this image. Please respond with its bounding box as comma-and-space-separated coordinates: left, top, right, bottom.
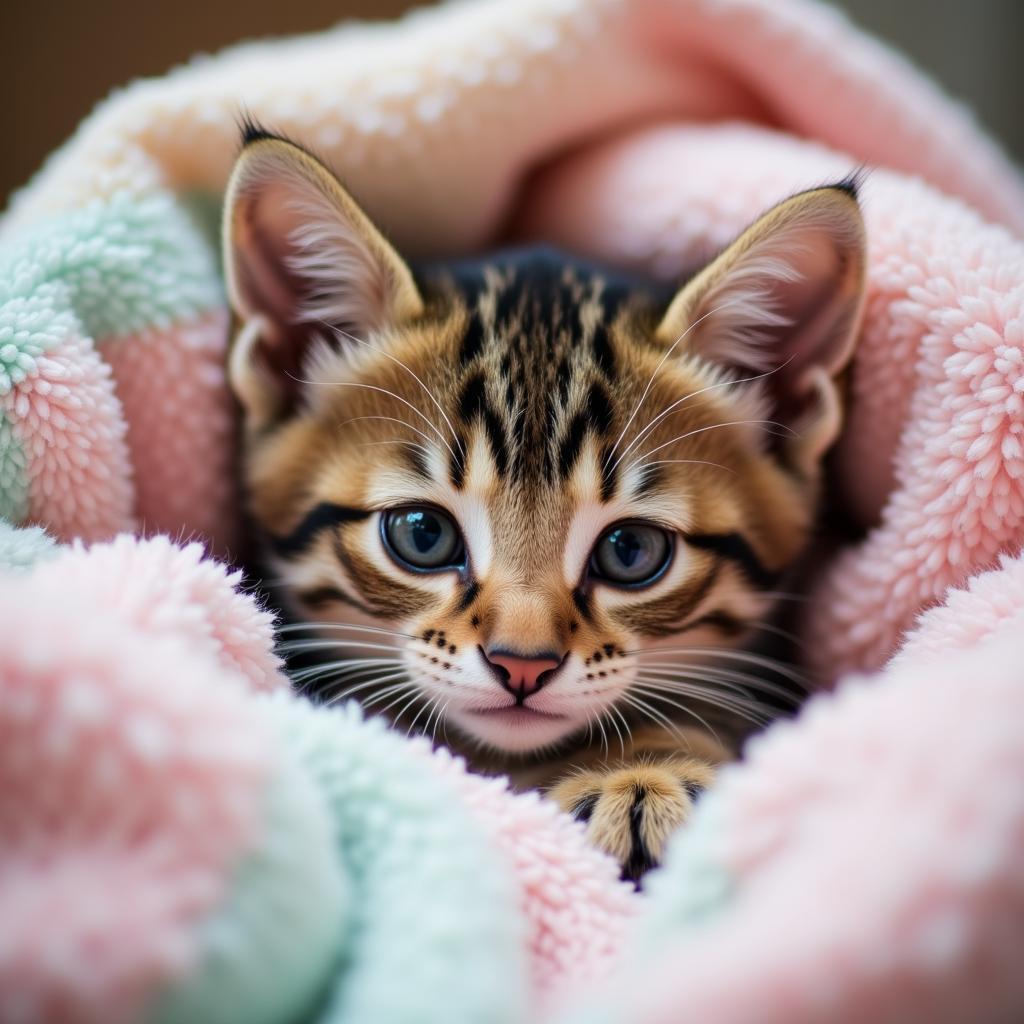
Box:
587, 520, 675, 589
380, 505, 467, 574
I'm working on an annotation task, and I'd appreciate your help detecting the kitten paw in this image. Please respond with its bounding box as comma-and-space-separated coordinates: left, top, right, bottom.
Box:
550, 759, 714, 883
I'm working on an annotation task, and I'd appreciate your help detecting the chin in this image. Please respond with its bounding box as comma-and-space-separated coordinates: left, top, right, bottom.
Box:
447, 706, 580, 755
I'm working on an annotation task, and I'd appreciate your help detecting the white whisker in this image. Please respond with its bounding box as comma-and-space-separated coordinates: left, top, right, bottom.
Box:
618, 691, 684, 739
360, 438, 436, 463
609, 358, 795, 474
316, 666, 407, 698
394, 688, 428, 729
289, 659, 404, 696
637, 690, 769, 733
595, 711, 610, 760
339, 414, 440, 457
744, 619, 804, 647
405, 694, 436, 738
633, 458, 736, 475
323, 672, 410, 708
610, 702, 634, 752
286, 643, 405, 667
631, 646, 807, 684
634, 673, 777, 716
604, 704, 629, 759
279, 638, 406, 657
276, 622, 416, 640
438, 701, 452, 746
357, 679, 415, 708
425, 695, 448, 745
604, 300, 748, 467
295, 656, 404, 681
627, 681, 726, 744
295, 376, 459, 464
364, 682, 422, 716
632, 678, 775, 728
624, 419, 795, 477
326, 322, 466, 461
321, 670, 410, 706
295, 669, 406, 704
632, 663, 800, 704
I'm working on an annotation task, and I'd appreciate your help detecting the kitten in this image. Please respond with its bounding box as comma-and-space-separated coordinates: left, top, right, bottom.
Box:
223, 125, 866, 879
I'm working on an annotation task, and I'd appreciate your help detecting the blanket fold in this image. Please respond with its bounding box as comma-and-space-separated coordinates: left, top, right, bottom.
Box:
3, 0, 1024, 1021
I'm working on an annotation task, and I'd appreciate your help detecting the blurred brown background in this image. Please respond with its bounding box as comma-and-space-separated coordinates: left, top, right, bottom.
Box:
2, 0, 1021, 208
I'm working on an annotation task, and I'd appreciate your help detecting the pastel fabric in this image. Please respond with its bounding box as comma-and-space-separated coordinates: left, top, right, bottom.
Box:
1, 1, 1023, 1021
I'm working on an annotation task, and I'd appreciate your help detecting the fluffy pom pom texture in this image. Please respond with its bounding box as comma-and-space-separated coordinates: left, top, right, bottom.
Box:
2, 0, 1024, 1020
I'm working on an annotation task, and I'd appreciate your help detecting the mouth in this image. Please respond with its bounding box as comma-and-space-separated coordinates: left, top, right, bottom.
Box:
467, 705, 566, 724
453, 701, 576, 753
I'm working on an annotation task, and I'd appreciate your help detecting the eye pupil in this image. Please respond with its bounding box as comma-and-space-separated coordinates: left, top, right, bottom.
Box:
409, 512, 442, 553
383, 507, 463, 571
612, 529, 642, 568
592, 523, 672, 587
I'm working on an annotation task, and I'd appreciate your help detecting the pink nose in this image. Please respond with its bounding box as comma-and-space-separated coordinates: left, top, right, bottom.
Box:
483, 648, 564, 701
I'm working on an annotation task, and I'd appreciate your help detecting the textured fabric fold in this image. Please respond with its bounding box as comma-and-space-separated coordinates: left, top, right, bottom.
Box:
3, 1, 1023, 1019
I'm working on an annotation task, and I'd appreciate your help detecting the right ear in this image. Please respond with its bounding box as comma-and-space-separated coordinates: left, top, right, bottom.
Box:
223, 126, 424, 429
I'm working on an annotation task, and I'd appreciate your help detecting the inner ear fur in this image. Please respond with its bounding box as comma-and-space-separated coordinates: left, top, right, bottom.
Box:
222, 129, 423, 429
656, 184, 867, 472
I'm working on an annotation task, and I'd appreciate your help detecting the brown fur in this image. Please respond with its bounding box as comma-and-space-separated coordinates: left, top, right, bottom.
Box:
223, 130, 866, 877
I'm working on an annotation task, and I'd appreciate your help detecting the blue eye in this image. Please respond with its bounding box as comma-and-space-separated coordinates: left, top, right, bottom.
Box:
590, 523, 672, 587
382, 507, 464, 571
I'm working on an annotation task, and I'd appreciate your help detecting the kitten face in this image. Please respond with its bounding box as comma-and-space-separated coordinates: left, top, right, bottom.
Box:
224, 131, 866, 755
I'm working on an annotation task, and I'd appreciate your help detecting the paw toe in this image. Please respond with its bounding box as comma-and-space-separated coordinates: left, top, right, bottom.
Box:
551, 760, 713, 882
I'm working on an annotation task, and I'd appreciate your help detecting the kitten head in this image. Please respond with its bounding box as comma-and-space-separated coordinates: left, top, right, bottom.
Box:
224, 131, 866, 754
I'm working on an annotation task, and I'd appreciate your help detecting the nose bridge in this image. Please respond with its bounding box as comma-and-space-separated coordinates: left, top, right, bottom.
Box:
481, 492, 570, 653
484, 581, 564, 654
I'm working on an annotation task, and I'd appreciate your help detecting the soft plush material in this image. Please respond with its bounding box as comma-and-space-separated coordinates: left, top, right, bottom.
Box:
2, 0, 1023, 1021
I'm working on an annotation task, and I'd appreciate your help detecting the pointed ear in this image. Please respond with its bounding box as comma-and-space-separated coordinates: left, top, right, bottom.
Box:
222, 129, 424, 429
656, 183, 867, 473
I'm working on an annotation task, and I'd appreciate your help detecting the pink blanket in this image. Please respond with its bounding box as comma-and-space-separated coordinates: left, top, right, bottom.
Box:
2, 0, 1023, 1020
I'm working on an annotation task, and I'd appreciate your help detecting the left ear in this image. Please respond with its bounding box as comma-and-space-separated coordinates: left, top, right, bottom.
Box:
656, 183, 867, 474
222, 128, 424, 430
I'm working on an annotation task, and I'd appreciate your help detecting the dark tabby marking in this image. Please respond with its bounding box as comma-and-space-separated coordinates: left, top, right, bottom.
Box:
223, 127, 867, 880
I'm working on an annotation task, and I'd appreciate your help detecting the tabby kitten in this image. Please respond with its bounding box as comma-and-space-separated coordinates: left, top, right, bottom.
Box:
223, 126, 866, 879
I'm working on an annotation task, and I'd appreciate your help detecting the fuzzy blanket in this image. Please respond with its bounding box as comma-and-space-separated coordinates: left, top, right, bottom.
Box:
3, 0, 1024, 1021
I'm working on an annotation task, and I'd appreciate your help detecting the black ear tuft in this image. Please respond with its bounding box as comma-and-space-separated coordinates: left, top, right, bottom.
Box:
831, 166, 870, 201
236, 111, 284, 148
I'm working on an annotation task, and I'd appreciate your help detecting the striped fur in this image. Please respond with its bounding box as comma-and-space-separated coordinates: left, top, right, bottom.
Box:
224, 130, 866, 875
245, 251, 810, 669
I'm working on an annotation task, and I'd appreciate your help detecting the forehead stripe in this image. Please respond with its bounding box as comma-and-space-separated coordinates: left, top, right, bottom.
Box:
458, 371, 487, 420
268, 502, 370, 558
558, 411, 590, 479
599, 444, 617, 503
590, 321, 616, 379
482, 406, 509, 477
631, 463, 664, 499
403, 443, 431, 479
457, 371, 509, 479
458, 309, 485, 366
449, 431, 468, 489
558, 381, 615, 485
